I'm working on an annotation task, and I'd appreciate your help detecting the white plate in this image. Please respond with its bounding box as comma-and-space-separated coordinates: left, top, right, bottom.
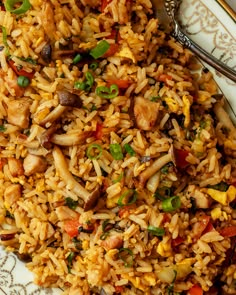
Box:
0, 0, 236, 294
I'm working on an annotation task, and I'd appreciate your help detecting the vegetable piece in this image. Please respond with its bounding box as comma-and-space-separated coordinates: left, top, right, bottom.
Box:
40, 43, 52, 63
65, 197, 78, 210
106, 79, 131, 89
208, 182, 229, 192
192, 215, 211, 239
67, 252, 75, 273
147, 225, 165, 237
0, 26, 9, 55
162, 196, 181, 212
8, 59, 35, 79
57, 90, 82, 108
112, 172, 124, 184
74, 72, 94, 92
102, 43, 119, 58
86, 143, 103, 160
220, 226, 236, 238
154, 187, 171, 201
64, 219, 80, 238
124, 143, 135, 156
109, 143, 123, 160
90, 40, 110, 59
89, 62, 98, 71
174, 148, 190, 169
73, 53, 82, 64
4, 0, 31, 14
117, 190, 137, 207
96, 84, 119, 99
158, 74, 172, 83
118, 248, 133, 267
17, 75, 30, 87
0, 125, 6, 132
188, 284, 203, 295
171, 236, 184, 247
93, 123, 103, 140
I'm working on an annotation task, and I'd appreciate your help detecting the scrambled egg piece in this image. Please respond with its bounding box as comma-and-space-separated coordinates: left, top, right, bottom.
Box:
182, 95, 191, 127
197, 91, 211, 103
157, 238, 172, 257
211, 207, 222, 220
164, 97, 179, 113
115, 44, 136, 63
207, 185, 236, 205
121, 274, 147, 292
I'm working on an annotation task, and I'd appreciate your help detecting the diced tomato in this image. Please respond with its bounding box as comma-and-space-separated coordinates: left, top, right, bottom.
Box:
174, 148, 190, 169
8, 59, 35, 79
171, 236, 184, 247
115, 286, 124, 293
106, 79, 131, 89
64, 219, 81, 238
202, 221, 214, 235
157, 74, 172, 83
94, 122, 103, 140
220, 225, 236, 238
101, 0, 112, 12
103, 43, 119, 58
188, 284, 203, 295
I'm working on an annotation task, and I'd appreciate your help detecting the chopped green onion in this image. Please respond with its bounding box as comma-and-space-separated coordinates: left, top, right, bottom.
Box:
109, 143, 123, 160
118, 248, 133, 267
102, 219, 110, 232
154, 187, 171, 201
0, 26, 10, 56
147, 225, 165, 237
112, 172, 124, 183
19, 56, 37, 64
117, 189, 137, 207
208, 182, 229, 192
0, 125, 6, 132
65, 197, 78, 210
5, 0, 31, 15
96, 84, 119, 99
124, 143, 135, 156
90, 40, 110, 59
86, 143, 103, 160
100, 232, 110, 240
162, 196, 181, 212
17, 75, 30, 87
150, 96, 160, 102
74, 81, 86, 90
89, 62, 98, 71
67, 252, 75, 273
73, 53, 82, 64
74, 71, 94, 92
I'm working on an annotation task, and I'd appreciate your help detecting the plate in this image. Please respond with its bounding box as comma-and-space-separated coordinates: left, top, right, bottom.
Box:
0, 0, 236, 294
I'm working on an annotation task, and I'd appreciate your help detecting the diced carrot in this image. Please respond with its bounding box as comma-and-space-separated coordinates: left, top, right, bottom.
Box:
220, 225, 236, 238
64, 219, 81, 238
93, 122, 103, 140
103, 43, 119, 58
106, 79, 131, 89
158, 74, 172, 83
188, 284, 203, 295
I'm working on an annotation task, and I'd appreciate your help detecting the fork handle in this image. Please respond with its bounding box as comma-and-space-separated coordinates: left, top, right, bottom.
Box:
173, 22, 236, 83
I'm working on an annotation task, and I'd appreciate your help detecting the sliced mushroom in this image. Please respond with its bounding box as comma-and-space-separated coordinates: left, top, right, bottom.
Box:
57, 90, 83, 108
39, 105, 67, 127
51, 131, 93, 146
139, 153, 172, 188
52, 146, 100, 211
40, 124, 58, 149
133, 96, 160, 130
41, 43, 52, 63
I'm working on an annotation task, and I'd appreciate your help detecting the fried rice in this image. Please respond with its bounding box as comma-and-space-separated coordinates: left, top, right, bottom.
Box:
0, 0, 236, 294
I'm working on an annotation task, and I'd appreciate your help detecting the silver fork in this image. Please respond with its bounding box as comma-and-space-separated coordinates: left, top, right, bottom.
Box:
151, 0, 236, 83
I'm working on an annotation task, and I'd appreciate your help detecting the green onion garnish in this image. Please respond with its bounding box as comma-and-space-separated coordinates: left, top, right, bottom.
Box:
86, 143, 103, 160
154, 187, 171, 201
73, 53, 82, 64
162, 196, 181, 212
90, 40, 110, 59
5, 0, 31, 15
147, 225, 165, 236
118, 248, 134, 267
67, 251, 75, 273
74, 81, 86, 90
0, 125, 6, 132
89, 62, 98, 71
65, 197, 78, 210
96, 84, 119, 99
17, 75, 30, 87
117, 189, 137, 207
0, 26, 10, 55
74, 71, 94, 92
124, 143, 135, 156
112, 172, 124, 183
109, 143, 123, 160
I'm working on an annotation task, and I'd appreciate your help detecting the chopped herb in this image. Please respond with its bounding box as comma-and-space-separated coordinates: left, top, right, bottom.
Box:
150, 96, 160, 102
19, 56, 37, 65
147, 225, 165, 237
67, 252, 75, 273
89, 62, 99, 71
74, 71, 94, 92
117, 189, 137, 207
0, 26, 10, 55
208, 182, 229, 192
162, 196, 181, 212
5, 0, 31, 15
96, 84, 119, 99
65, 197, 78, 210
0, 125, 6, 132
86, 143, 103, 160
112, 172, 124, 183
72, 237, 82, 250
109, 143, 123, 160
90, 40, 110, 59
118, 248, 133, 267
90, 104, 97, 111
154, 187, 172, 201
73, 53, 82, 64
124, 143, 135, 156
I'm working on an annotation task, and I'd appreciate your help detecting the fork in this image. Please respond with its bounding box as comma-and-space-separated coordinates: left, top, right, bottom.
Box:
151, 0, 236, 83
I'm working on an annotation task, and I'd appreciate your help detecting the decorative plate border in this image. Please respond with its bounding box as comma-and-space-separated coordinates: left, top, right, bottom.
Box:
0, 1, 236, 294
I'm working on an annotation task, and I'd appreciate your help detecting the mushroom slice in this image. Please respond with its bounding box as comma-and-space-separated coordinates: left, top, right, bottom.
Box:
133, 96, 160, 130
57, 90, 83, 108
51, 131, 93, 146
52, 146, 100, 211
139, 153, 172, 188
40, 105, 67, 127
